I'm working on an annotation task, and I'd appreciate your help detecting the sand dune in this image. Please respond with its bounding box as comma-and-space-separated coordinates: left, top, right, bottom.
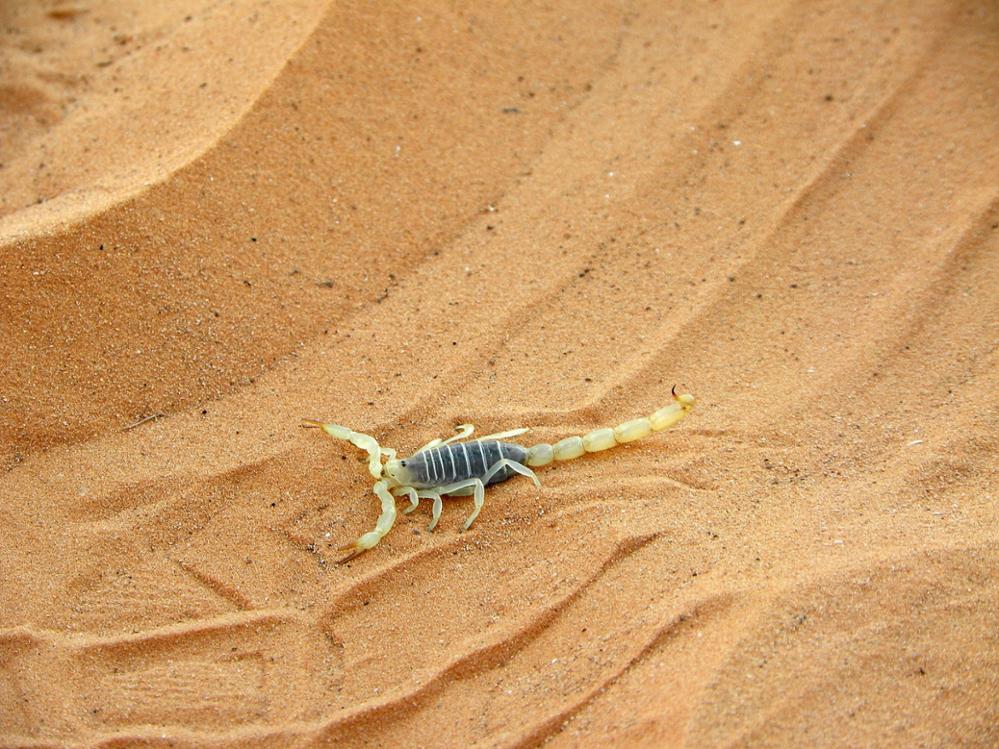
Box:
1, 0, 997, 746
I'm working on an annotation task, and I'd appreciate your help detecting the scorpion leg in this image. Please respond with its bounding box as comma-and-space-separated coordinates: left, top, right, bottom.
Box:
427, 479, 488, 531
393, 486, 419, 513
481, 458, 541, 489
422, 491, 444, 531
439, 424, 474, 446
417, 423, 475, 453
399, 489, 445, 529
456, 460, 539, 532
475, 427, 530, 441
433, 462, 540, 533
462, 480, 486, 531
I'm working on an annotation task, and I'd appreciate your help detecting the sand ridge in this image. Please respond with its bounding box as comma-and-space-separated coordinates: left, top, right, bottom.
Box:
1, 0, 997, 747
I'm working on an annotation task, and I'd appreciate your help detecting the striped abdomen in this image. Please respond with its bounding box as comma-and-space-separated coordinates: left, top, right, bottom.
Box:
402, 440, 528, 489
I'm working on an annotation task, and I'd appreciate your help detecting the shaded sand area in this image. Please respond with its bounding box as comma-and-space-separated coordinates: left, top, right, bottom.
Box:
2, 1, 997, 746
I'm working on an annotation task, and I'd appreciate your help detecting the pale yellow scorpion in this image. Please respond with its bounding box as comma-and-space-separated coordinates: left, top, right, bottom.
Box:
304, 387, 695, 561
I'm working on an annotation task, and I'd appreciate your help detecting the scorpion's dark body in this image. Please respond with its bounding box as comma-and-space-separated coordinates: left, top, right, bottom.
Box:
401, 440, 528, 489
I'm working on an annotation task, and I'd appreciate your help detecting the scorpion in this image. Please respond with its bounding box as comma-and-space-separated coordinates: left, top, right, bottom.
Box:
303, 386, 695, 561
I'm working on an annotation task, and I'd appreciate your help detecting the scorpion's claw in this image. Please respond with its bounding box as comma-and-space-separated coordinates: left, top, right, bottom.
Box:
334, 530, 382, 564
335, 546, 364, 564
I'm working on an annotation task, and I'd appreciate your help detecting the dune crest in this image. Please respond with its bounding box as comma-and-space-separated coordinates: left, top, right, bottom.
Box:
0, 0, 329, 234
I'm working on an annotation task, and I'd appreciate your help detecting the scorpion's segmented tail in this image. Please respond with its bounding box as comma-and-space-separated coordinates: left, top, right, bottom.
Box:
523, 386, 695, 467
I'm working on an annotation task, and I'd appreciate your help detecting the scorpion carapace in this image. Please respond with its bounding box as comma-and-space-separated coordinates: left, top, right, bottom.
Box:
303, 387, 695, 561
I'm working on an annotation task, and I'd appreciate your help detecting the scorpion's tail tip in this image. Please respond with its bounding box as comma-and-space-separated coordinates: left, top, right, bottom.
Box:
671, 384, 695, 407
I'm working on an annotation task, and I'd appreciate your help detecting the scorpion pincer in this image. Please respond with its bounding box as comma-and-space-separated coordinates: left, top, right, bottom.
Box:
303, 386, 695, 562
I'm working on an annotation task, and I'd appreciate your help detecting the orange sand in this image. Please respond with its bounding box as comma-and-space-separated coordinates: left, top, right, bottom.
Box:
1, 1, 997, 747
